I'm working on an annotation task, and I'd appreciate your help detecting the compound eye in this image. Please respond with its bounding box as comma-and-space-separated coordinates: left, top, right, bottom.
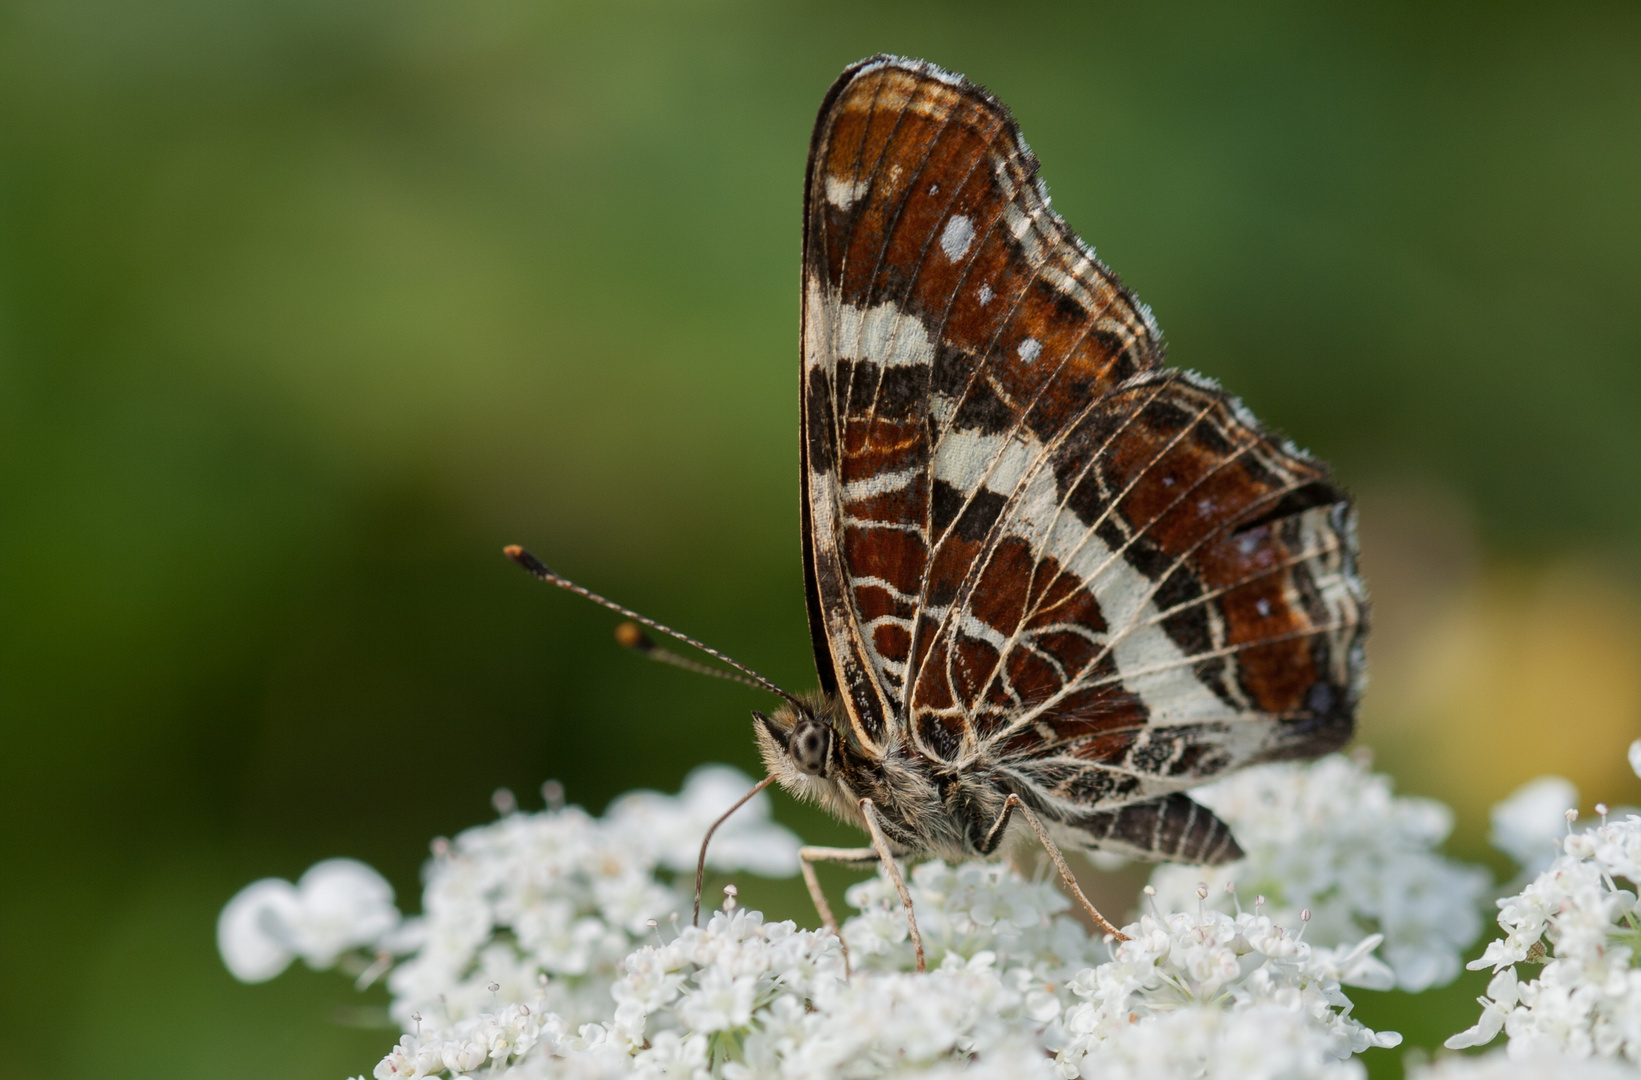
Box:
792, 724, 829, 776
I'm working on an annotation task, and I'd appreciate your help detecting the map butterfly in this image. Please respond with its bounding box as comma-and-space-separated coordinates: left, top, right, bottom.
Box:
510, 55, 1367, 969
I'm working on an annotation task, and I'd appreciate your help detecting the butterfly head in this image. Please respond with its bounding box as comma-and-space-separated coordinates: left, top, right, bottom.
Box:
752, 692, 850, 792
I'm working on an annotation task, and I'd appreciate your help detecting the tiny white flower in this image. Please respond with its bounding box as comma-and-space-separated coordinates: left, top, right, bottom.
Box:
1444, 966, 1518, 1049
633, 1029, 709, 1079
218, 858, 399, 983
1312, 935, 1396, 992
614, 946, 686, 1012
439, 1037, 487, 1074
289, 858, 401, 966
218, 877, 305, 983
675, 965, 757, 1032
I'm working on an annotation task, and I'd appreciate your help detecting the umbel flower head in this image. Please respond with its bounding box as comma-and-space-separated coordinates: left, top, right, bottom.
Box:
217, 764, 801, 1028
1447, 739, 1641, 1065
383, 764, 801, 1030
223, 757, 1429, 1080
1053, 901, 1401, 1079
1147, 751, 1491, 992
361, 862, 1398, 1080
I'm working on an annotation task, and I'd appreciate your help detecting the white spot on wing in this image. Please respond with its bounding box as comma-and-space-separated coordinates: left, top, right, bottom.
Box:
932, 429, 1004, 495
939, 215, 975, 260
978, 284, 994, 306
933, 425, 1040, 498
987, 437, 1036, 494
841, 466, 920, 503
1017, 338, 1041, 363
851, 575, 919, 603
1003, 202, 1037, 246
810, 283, 936, 370
825, 175, 869, 210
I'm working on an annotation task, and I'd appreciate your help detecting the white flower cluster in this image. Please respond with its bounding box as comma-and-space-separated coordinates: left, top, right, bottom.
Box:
841, 859, 1102, 984
218, 765, 800, 1028
1054, 906, 1400, 1080
609, 904, 1055, 1080
1448, 740, 1641, 1065
1148, 752, 1491, 991
222, 760, 1423, 1080
360, 862, 1397, 1080
371, 899, 1063, 1080
371, 1003, 563, 1080
386, 764, 799, 1030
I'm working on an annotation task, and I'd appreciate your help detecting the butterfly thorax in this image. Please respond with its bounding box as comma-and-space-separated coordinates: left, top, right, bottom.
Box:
754, 690, 1005, 861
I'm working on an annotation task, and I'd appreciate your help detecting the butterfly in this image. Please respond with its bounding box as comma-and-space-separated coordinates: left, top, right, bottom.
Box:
510, 55, 1367, 971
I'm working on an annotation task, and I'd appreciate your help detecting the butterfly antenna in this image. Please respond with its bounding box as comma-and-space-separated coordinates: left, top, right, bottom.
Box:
614, 621, 772, 692
503, 546, 803, 709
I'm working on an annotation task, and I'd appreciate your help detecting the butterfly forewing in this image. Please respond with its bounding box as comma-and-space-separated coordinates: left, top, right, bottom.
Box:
801, 57, 1367, 861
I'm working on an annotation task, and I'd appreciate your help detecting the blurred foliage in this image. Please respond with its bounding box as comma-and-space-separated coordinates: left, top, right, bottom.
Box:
1, 2, 1638, 1078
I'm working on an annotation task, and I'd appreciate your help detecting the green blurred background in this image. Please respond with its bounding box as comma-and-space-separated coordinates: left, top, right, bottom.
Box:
3, 2, 1639, 1077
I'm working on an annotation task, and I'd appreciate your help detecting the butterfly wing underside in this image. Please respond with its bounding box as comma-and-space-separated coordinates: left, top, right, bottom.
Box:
800, 56, 1367, 861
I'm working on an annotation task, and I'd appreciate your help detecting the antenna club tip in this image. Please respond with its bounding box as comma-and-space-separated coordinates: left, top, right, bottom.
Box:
503, 545, 551, 575
615, 621, 651, 650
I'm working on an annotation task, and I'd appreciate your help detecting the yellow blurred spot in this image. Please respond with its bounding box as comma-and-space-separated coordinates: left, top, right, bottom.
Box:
1355, 482, 1641, 840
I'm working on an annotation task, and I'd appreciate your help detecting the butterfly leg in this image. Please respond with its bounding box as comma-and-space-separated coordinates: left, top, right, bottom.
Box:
798, 845, 877, 977
859, 797, 926, 972
982, 794, 1129, 941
